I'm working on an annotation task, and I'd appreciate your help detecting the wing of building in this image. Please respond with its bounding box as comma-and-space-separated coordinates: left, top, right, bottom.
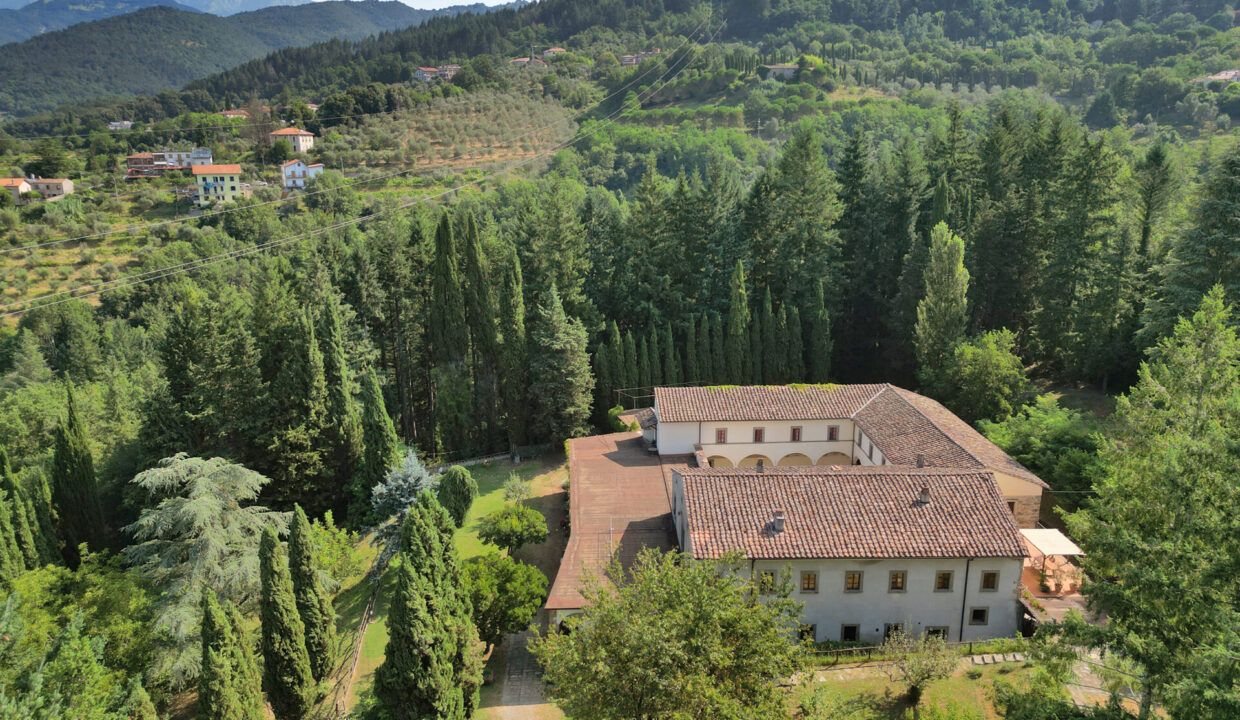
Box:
653, 384, 1047, 527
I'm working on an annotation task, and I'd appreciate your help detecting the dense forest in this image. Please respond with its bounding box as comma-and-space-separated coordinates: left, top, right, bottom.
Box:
0, 0, 518, 116
0, 0, 199, 45
0, 0, 1238, 717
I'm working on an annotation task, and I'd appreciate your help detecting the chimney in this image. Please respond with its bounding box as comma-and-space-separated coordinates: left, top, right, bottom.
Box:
756, 459, 765, 473
918, 486, 931, 505
772, 510, 785, 533
916, 454, 926, 468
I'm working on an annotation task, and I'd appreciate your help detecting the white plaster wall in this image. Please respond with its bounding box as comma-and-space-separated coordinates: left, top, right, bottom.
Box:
659, 418, 860, 465
752, 557, 1023, 643
656, 421, 700, 455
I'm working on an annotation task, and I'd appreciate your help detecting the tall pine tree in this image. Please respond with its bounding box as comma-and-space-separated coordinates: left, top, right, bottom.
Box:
914, 223, 970, 394
498, 246, 529, 452
351, 368, 400, 526
51, 381, 105, 567
725, 262, 751, 384
289, 505, 336, 682
320, 298, 363, 515
528, 286, 594, 444
259, 527, 315, 720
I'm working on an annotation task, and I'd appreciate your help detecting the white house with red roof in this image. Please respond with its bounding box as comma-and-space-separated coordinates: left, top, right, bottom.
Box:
280, 159, 324, 190
0, 178, 31, 203
268, 127, 315, 153
670, 464, 1027, 643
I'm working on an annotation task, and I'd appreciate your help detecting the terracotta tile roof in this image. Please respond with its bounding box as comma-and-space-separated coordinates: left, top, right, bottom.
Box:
656, 384, 1048, 489
654, 384, 886, 422
891, 388, 1047, 488
280, 159, 303, 168
269, 127, 313, 136
0, 178, 28, 187
679, 466, 1027, 560
192, 164, 242, 175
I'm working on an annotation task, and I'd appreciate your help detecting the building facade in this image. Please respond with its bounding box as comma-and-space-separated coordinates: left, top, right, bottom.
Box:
0, 178, 31, 203
671, 465, 1026, 643
654, 385, 1047, 527
126, 148, 214, 179
28, 178, 73, 199
280, 159, 324, 189
192, 164, 242, 206
268, 127, 315, 153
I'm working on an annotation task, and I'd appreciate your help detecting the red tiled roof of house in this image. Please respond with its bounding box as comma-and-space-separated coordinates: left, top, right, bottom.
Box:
654, 384, 887, 422
280, 159, 303, 167
217, 110, 249, 116
0, 178, 28, 187
307, 163, 324, 169
269, 127, 313, 136
679, 466, 1027, 560
192, 164, 241, 175
655, 384, 1048, 489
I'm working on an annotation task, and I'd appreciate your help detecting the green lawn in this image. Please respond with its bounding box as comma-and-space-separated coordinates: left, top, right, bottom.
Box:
454, 455, 565, 561
794, 661, 1033, 720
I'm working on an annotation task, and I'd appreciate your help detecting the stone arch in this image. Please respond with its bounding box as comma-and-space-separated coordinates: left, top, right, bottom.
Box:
707, 455, 734, 468
816, 452, 852, 466
778, 453, 813, 466
738, 454, 774, 468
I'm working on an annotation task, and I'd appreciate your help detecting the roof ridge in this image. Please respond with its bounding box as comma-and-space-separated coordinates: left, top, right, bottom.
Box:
883, 386, 986, 469
848, 383, 892, 419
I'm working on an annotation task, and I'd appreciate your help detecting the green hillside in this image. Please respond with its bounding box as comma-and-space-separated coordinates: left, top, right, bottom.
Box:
0, 0, 199, 45
0, 1, 493, 116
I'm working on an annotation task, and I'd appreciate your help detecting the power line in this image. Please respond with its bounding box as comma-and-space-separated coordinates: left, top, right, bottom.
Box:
0, 29, 702, 256
2, 11, 724, 318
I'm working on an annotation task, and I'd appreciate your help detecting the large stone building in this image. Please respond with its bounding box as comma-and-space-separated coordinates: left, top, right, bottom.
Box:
670, 465, 1026, 643
654, 384, 1047, 527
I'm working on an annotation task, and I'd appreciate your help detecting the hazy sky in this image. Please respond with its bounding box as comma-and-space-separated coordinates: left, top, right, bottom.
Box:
398, 0, 515, 7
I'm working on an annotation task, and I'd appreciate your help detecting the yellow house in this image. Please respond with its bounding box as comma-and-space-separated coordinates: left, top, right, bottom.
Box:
192, 164, 242, 207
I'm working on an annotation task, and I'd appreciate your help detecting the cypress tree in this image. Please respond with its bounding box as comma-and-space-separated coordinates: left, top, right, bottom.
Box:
321, 299, 363, 514
498, 246, 529, 451
259, 527, 315, 720
199, 588, 243, 720
429, 212, 468, 367
726, 262, 751, 384
648, 328, 663, 387
787, 306, 805, 382
605, 322, 625, 391
593, 343, 613, 427
228, 605, 264, 719
0, 449, 38, 569
24, 469, 56, 564
528, 286, 595, 443
807, 280, 833, 383
684, 315, 699, 384
711, 312, 727, 383
760, 289, 779, 383
696, 315, 712, 384
435, 466, 477, 528
374, 553, 457, 720
51, 381, 105, 567
663, 324, 681, 385
637, 336, 651, 391
915, 222, 970, 393
269, 312, 329, 512
749, 295, 764, 384
0, 489, 21, 586
622, 331, 638, 392
461, 212, 500, 449
929, 174, 950, 227
289, 505, 336, 683
350, 368, 400, 526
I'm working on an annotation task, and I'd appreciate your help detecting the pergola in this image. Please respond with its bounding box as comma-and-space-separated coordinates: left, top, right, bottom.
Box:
1020, 528, 1083, 573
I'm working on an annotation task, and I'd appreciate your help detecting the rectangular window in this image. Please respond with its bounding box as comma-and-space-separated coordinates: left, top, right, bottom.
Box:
753, 428, 765, 443
884, 623, 904, 640
800, 571, 818, 593
828, 425, 839, 441
715, 428, 727, 444
925, 626, 949, 639
935, 571, 954, 592
888, 571, 906, 593
840, 624, 859, 642
758, 571, 775, 595
791, 426, 802, 442
969, 607, 989, 626
981, 572, 999, 592
844, 571, 862, 593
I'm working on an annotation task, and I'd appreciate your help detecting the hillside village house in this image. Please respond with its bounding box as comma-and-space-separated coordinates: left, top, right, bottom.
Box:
543, 47, 566, 58
762, 63, 799, 80
27, 178, 73, 199
0, 178, 30, 203
416, 65, 462, 82
126, 148, 214, 179
268, 127, 315, 153
671, 465, 1026, 643
217, 109, 249, 118
654, 384, 1047, 527
620, 48, 661, 66
108, 120, 134, 130
192, 164, 242, 207
281, 159, 324, 189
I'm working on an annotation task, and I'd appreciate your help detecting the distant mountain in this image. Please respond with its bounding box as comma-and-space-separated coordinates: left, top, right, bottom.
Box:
0, 0, 198, 45
0, 1, 505, 116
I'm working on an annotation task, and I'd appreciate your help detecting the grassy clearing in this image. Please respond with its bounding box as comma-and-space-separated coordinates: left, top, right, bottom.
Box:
793, 661, 1034, 720
344, 453, 569, 717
